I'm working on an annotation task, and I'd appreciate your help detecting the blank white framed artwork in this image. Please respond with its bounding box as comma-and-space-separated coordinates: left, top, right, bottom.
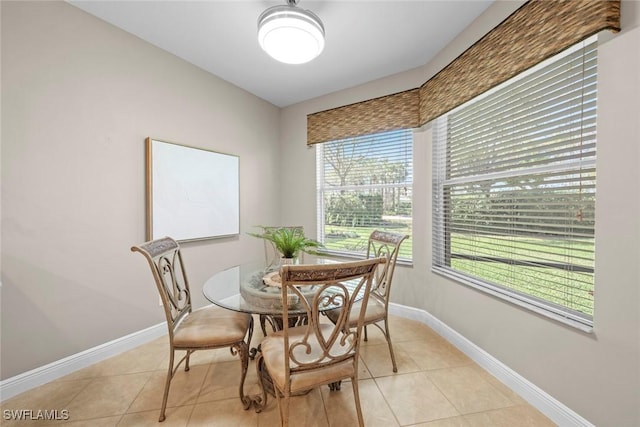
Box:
145, 138, 240, 242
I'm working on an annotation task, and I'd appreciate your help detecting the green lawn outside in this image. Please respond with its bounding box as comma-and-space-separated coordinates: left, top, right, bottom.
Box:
451, 234, 594, 316
321, 220, 412, 260
320, 225, 594, 317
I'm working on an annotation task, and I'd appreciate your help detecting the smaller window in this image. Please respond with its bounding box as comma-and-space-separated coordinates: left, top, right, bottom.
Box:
316, 130, 413, 261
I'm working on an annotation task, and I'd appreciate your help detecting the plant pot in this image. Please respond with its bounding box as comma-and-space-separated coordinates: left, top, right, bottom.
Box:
280, 256, 298, 266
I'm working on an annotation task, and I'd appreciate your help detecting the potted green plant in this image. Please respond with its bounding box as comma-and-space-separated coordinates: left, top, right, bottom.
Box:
248, 226, 323, 261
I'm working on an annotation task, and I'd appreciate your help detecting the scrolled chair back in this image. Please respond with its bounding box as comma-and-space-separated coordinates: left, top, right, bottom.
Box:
131, 236, 191, 332
367, 230, 409, 299
279, 257, 386, 373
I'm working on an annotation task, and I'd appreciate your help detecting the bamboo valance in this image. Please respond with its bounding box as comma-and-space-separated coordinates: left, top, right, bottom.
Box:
306, 89, 420, 145
307, 0, 620, 146
418, 0, 621, 125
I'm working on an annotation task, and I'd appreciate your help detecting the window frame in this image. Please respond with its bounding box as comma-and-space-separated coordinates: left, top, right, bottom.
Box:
431, 37, 598, 332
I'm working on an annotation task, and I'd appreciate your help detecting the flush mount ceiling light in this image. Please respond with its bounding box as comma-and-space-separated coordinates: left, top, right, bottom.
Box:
257, 0, 325, 65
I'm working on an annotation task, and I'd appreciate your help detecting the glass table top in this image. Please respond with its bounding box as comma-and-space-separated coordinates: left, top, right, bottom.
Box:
202, 258, 361, 315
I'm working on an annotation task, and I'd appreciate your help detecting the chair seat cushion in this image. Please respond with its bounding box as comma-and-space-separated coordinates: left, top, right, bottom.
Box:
325, 297, 386, 327
173, 306, 251, 348
261, 324, 355, 393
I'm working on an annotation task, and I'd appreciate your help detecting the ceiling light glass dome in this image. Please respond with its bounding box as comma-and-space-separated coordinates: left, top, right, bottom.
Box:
257, 0, 325, 65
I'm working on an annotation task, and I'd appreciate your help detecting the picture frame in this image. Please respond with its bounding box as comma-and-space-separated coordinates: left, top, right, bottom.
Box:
145, 137, 240, 242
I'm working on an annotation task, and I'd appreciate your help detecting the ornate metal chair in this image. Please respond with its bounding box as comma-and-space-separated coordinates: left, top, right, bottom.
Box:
257, 257, 385, 427
325, 230, 409, 372
131, 237, 253, 422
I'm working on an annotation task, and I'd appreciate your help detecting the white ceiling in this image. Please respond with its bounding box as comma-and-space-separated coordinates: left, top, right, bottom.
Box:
68, 1, 494, 107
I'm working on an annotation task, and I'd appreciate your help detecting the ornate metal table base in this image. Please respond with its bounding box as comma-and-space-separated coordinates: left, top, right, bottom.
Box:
260, 313, 308, 336
328, 380, 342, 391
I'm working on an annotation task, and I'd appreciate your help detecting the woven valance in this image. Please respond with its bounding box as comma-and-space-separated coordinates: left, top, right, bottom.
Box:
306, 88, 420, 145
419, 0, 621, 125
307, 0, 620, 146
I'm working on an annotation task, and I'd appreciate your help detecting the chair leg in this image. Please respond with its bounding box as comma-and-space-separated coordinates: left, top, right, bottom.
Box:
351, 376, 365, 427
364, 325, 368, 341
383, 320, 398, 373
159, 349, 175, 422
277, 391, 290, 427
273, 386, 281, 419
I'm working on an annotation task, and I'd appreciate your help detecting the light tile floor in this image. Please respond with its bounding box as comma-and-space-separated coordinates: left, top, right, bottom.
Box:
1, 315, 556, 426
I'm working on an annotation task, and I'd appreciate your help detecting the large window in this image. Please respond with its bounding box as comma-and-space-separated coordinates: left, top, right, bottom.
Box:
317, 129, 413, 261
432, 37, 597, 329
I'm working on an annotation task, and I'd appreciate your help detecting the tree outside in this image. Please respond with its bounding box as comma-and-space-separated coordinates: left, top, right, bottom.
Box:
319, 131, 413, 260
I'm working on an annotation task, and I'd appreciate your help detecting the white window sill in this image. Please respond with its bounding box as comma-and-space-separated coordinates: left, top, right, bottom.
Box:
431, 266, 594, 334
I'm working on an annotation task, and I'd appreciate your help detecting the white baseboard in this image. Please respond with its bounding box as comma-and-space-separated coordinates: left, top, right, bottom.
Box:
0, 322, 167, 402
388, 303, 594, 427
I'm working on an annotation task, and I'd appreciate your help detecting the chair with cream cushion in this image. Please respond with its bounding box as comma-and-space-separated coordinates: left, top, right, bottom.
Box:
325, 230, 409, 372
131, 237, 253, 422
258, 257, 385, 427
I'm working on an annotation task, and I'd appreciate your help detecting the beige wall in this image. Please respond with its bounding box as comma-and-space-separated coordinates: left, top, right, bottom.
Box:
1, 1, 281, 378
280, 2, 640, 426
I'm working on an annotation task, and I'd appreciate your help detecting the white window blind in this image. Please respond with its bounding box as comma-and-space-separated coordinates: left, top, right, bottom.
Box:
432, 37, 597, 329
316, 130, 413, 260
